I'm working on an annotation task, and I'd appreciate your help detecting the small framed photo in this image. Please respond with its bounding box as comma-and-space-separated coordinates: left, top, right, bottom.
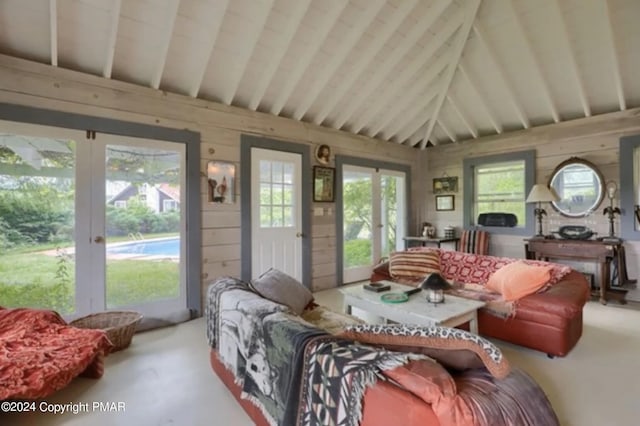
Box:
313, 166, 335, 202
435, 195, 454, 211
315, 144, 331, 165
433, 176, 458, 193
207, 160, 235, 204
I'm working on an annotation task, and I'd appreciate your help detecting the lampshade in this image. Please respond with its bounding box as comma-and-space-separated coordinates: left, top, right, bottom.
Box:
526, 184, 560, 203
420, 273, 451, 291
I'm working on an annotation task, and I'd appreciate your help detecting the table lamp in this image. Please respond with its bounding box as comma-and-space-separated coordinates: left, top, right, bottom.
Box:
526, 184, 560, 238
420, 273, 452, 305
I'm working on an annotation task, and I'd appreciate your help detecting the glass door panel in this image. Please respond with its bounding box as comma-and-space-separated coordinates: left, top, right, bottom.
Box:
380, 172, 406, 259
342, 167, 374, 283
0, 123, 80, 315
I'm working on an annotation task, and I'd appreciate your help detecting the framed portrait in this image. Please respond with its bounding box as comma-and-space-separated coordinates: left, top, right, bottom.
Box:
435, 195, 454, 211
432, 176, 458, 193
207, 160, 235, 203
313, 166, 335, 202
315, 144, 331, 165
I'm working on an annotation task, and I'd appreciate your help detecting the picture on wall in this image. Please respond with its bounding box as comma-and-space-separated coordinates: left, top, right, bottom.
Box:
207, 161, 235, 203
435, 195, 455, 211
433, 176, 458, 193
313, 166, 335, 202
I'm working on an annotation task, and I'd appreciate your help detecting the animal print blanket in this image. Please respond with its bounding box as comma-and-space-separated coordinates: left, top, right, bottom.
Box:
206, 277, 422, 426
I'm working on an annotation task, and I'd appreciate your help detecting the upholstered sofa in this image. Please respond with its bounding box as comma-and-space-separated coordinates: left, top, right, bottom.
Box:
371, 249, 591, 357
206, 276, 559, 426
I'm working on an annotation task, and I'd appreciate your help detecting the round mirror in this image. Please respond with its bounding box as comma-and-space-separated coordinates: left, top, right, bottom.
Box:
548, 157, 604, 217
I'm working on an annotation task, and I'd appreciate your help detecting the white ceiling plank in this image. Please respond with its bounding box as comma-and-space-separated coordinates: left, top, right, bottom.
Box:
49, 0, 57, 66
471, 23, 530, 132
357, 10, 465, 136
602, 0, 626, 111
437, 120, 456, 143
102, 0, 122, 79
397, 99, 438, 144
368, 54, 451, 138
446, 94, 477, 138
506, 0, 559, 123
311, 0, 419, 126
224, 0, 275, 105
550, 0, 590, 117
331, 0, 452, 130
150, 0, 181, 90
269, 1, 349, 116
188, 0, 230, 98
248, 0, 311, 111
385, 85, 439, 141
291, 0, 386, 121
421, 0, 480, 149
458, 62, 502, 133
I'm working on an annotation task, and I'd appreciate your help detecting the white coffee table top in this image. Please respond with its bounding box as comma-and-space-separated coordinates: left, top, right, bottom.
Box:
340, 281, 485, 327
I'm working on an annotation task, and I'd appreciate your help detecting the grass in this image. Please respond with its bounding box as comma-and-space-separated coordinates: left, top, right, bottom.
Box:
0, 251, 179, 314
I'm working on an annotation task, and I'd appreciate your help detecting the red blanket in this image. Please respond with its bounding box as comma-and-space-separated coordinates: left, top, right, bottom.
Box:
0, 307, 113, 400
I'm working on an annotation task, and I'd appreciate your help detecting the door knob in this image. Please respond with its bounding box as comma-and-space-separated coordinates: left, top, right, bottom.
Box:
94, 236, 105, 243
377, 224, 384, 228
296, 232, 304, 238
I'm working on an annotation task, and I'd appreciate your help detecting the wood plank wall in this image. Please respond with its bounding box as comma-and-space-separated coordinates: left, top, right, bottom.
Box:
422, 108, 640, 278
0, 55, 421, 301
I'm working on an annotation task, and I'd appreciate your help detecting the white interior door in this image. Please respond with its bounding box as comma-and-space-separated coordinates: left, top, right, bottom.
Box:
342, 165, 406, 283
251, 148, 303, 280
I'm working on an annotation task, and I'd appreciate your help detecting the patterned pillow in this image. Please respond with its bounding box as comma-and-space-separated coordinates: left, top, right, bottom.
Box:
389, 250, 440, 282
341, 324, 510, 379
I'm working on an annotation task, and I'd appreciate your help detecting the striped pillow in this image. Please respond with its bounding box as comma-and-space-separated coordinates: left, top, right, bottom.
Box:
389, 250, 440, 281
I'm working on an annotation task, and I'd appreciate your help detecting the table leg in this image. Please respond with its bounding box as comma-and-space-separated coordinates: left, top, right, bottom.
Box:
343, 300, 352, 315
600, 261, 609, 305
469, 312, 479, 334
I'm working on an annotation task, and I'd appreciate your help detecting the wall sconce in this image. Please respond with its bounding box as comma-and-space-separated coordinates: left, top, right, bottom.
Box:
420, 273, 452, 305
603, 181, 621, 242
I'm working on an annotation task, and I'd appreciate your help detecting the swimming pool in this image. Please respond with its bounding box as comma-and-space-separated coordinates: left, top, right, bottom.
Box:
106, 237, 180, 257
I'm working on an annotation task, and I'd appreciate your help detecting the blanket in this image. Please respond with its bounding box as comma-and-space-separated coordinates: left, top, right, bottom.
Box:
0, 307, 113, 400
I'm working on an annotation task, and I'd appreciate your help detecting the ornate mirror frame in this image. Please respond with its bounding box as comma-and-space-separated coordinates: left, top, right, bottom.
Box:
548, 157, 605, 218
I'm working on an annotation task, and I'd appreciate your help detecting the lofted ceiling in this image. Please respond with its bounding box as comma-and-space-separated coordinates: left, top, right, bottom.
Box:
0, 0, 638, 149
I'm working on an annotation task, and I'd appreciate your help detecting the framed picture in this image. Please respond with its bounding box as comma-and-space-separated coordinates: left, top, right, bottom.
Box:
435, 195, 454, 211
207, 160, 235, 203
313, 166, 335, 202
315, 144, 331, 165
433, 176, 458, 193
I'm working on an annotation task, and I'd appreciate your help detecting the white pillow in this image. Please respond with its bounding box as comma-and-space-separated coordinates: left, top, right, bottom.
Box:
250, 268, 313, 315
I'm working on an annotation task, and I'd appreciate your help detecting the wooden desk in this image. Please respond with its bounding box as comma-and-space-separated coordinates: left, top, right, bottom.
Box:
524, 238, 631, 305
403, 236, 459, 251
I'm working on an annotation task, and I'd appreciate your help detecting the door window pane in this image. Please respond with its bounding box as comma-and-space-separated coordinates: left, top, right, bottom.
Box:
0, 133, 76, 314
258, 159, 295, 228
343, 170, 373, 268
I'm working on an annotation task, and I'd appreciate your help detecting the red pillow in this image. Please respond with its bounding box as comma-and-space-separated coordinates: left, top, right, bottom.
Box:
486, 261, 552, 301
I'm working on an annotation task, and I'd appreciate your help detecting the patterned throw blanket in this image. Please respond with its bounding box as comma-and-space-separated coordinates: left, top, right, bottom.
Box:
206, 277, 422, 426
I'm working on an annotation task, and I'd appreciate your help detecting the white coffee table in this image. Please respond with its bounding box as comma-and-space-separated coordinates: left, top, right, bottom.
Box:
340, 281, 486, 334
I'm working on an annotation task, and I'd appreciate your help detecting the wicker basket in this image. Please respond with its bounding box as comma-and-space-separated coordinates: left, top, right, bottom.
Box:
70, 311, 143, 352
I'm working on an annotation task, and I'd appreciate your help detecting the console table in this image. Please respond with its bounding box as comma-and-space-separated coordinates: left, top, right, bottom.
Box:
403, 236, 459, 251
524, 238, 634, 305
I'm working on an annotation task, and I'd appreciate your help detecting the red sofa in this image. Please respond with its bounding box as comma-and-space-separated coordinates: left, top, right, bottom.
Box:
372, 249, 591, 357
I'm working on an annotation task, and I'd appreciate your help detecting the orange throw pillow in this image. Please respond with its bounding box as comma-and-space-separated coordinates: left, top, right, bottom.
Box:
389, 250, 440, 281
486, 261, 552, 301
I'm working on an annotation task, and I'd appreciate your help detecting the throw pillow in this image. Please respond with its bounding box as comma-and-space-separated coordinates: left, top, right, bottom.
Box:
340, 324, 510, 379
486, 261, 552, 301
250, 268, 313, 315
383, 358, 457, 401
389, 250, 440, 283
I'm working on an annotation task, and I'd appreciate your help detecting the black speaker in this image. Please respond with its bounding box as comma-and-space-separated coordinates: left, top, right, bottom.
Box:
477, 213, 517, 227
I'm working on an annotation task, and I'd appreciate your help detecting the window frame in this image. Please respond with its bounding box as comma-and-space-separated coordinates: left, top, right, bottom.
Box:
619, 134, 640, 239
463, 150, 535, 236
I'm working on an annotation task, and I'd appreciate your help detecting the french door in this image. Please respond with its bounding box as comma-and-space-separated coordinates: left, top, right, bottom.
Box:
342, 165, 406, 283
0, 120, 186, 319
250, 147, 303, 281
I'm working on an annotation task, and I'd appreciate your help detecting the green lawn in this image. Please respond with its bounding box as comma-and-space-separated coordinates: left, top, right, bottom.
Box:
0, 252, 179, 314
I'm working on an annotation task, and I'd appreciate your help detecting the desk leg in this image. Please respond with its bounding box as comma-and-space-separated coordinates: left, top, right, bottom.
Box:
600, 261, 609, 305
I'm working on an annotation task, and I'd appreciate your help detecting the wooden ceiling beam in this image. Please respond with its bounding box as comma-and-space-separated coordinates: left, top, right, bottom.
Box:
437, 119, 457, 143
421, 0, 480, 149
331, 0, 452, 130
398, 99, 438, 145
150, 0, 181, 90
602, 0, 626, 111
550, 0, 590, 117
356, 9, 464, 136
447, 93, 477, 138
102, 0, 121, 79
49, 0, 57, 67
269, 1, 348, 116
224, 0, 275, 105
291, 0, 385, 121
472, 23, 530, 131
458, 62, 502, 133
248, 0, 311, 111
188, 0, 229, 98
507, 0, 559, 123
311, 0, 419, 126
384, 83, 440, 141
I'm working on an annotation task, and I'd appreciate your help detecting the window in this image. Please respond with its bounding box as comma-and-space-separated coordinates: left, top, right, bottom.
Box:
463, 150, 535, 236
619, 134, 640, 238
114, 200, 126, 208
259, 160, 295, 228
163, 199, 178, 211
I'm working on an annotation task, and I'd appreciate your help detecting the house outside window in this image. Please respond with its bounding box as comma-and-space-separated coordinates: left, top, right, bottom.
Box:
114, 200, 126, 208
463, 150, 535, 236
163, 199, 178, 211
